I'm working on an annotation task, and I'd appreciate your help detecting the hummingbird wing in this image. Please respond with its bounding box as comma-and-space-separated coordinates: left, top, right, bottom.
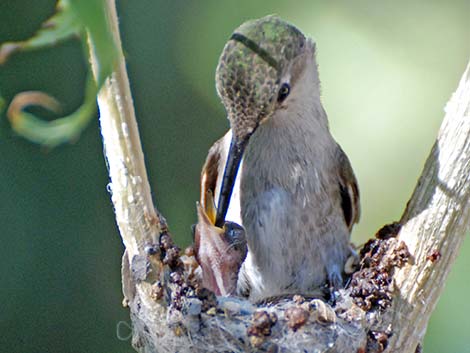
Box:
335, 144, 361, 231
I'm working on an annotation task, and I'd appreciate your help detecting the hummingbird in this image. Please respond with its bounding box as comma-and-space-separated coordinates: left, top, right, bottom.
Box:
194, 15, 360, 302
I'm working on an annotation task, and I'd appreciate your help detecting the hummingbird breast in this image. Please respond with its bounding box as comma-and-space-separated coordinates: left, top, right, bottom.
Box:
238, 108, 351, 301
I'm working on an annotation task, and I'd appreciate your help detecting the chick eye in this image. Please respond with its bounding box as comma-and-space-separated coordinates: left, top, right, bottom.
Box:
277, 83, 290, 103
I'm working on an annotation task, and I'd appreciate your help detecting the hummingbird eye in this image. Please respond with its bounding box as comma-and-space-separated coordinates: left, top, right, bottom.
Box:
277, 83, 290, 103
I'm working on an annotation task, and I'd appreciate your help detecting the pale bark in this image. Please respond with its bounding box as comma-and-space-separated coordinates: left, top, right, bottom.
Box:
388, 61, 470, 352
91, 0, 470, 352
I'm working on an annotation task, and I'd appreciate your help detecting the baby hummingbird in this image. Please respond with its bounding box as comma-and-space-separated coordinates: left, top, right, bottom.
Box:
195, 15, 360, 302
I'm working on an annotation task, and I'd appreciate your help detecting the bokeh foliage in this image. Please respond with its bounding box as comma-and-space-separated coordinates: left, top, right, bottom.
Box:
0, 1, 469, 352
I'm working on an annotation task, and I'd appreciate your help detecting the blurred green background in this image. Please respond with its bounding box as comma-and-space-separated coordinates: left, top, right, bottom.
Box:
0, 0, 469, 352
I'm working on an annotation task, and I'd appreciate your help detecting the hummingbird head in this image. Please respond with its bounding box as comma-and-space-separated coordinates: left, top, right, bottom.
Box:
216, 15, 310, 141
214, 16, 314, 227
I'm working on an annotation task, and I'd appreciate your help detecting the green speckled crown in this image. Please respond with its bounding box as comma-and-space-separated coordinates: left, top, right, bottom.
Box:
216, 16, 306, 139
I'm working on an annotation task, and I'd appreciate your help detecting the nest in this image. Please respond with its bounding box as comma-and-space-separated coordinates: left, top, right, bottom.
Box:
121, 223, 409, 353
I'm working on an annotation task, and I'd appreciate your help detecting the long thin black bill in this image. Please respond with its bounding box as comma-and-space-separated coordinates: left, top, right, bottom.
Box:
215, 136, 248, 228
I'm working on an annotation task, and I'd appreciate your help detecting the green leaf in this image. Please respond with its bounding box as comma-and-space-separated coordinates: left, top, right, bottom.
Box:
69, 0, 119, 86
0, 94, 5, 115
0, 0, 82, 64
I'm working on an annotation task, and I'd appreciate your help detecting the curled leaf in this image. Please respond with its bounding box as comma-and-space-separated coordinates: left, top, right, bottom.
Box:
1, 0, 119, 147
7, 91, 61, 118
7, 76, 97, 147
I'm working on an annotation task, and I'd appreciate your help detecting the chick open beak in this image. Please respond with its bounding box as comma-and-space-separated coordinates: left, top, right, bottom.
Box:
194, 190, 247, 296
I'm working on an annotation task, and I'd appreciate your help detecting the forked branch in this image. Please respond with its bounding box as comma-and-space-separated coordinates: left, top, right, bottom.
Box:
91, 0, 470, 351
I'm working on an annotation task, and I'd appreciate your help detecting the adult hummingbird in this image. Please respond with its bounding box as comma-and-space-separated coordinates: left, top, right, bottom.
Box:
194, 15, 360, 302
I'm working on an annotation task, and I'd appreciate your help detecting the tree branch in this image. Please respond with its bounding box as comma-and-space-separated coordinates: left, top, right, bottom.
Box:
388, 61, 470, 352
90, 0, 161, 259
91, 0, 470, 351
